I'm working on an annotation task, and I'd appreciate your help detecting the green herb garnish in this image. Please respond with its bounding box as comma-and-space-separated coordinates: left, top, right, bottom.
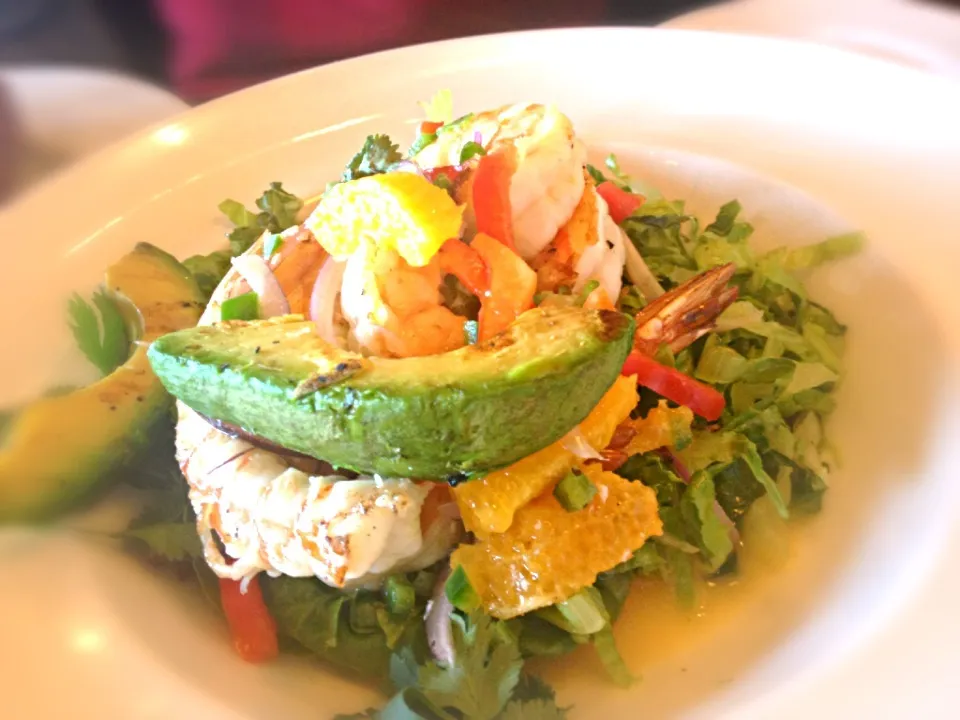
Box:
553, 470, 597, 512
575, 280, 600, 307
67, 290, 130, 376
219, 291, 259, 321
409, 132, 438, 156
262, 233, 284, 259
343, 134, 403, 182
459, 140, 487, 164
445, 565, 481, 612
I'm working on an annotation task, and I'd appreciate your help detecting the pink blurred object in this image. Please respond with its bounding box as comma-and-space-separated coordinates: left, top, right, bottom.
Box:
154, 0, 608, 102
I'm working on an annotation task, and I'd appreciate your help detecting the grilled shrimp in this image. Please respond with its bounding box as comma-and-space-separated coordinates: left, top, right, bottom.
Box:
177, 409, 460, 588
176, 231, 463, 589
529, 173, 628, 304
339, 242, 466, 358
414, 103, 587, 260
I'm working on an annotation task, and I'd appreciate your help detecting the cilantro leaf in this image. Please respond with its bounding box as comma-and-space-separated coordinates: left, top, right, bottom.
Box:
67, 290, 130, 376
182, 249, 232, 302
218, 182, 303, 255
342, 135, 403, 182
418, 614, 522, 720
499, 698, 569, 720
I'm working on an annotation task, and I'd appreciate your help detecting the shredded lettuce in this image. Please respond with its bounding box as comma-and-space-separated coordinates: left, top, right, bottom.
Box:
680, 472, 735, 571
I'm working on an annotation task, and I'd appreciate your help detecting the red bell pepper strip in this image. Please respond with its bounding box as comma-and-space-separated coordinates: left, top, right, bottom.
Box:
471, 232, 536, 341
597, 182, 644, 224
622, 351, 726, 421
219, 575, 279, 663
437, 239, 489, 297
418, 120, 443, 136
422, 165, 458, 186
472, 150, 517, 253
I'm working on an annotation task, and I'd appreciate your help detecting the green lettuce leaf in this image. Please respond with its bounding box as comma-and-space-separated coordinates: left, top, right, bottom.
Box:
260, 576, 394, 680
680, 472, 735, 572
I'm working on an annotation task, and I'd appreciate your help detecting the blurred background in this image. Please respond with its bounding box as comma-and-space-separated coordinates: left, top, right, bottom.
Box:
1, 0, 959, 203
0, 0, 712, 103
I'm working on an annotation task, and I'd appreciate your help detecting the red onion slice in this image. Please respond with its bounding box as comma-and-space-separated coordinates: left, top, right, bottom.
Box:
561, 426, 604, 460
424, 565, 455, 666
714, 500, 741, 547
231, 254, 290, 318
309, 255, 347, 344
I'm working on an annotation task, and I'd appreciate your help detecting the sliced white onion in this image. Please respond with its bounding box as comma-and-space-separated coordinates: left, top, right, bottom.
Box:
309, 255, 347, 344
561, 426, 605, 460
624, 238, 665, 301
424, 566, 455, 666
230, 254, 290, 318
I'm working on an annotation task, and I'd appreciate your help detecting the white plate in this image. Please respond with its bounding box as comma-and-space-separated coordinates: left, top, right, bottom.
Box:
661, 0, 960, 78
0, 65, 187, 197
1, 27, 959, 720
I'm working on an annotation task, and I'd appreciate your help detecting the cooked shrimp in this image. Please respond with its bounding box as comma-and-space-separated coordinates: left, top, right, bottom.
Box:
177, 408, 461, 588
177, 235, 463, 590
198, 224, 325, 325
339, 242, 467, 358
529, 171, 627, 304
633, 262, 740, 356
414, 103, 587, 260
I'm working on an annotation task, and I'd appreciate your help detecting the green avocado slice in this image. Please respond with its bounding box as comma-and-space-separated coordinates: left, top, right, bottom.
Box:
148, 307, 635, 479
0, 243, 204, 522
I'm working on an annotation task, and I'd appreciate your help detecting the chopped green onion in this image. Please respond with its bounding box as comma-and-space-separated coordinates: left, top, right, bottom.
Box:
617, 284, 646, 315
444, 565, 480, 612
575, 280, 600, 306
586, 164, 607, 186
537, 587, 609, 635
553, 469, 597, 512
592, 627, 636, 687
263, 233, 284, 259
220, 292, 259, 321
463, 320, 479, 345
409, 132, 437, 156
437, 112, 474, 133
384, 575, 415, 617
459, 141, 486, 164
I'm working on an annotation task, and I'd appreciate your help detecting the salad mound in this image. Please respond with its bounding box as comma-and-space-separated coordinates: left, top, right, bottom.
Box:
3, 92, 861, 720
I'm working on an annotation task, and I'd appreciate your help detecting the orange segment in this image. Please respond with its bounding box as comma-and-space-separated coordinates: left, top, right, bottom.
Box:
623, 401, 693, 457
453, 375, 638, 537
451, 463, 662, 619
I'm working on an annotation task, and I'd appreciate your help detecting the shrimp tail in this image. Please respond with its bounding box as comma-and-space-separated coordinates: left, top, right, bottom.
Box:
633, 263, 738, 356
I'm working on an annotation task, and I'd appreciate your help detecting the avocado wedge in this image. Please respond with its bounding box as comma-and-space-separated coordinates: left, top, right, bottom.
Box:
148, 307, 635, 479
0, 243, 204, 522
